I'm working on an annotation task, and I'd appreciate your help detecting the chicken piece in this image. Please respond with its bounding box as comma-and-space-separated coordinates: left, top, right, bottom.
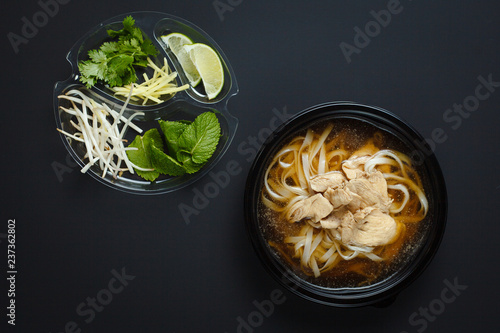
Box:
345, 190, 367, 212
323, 187, 354, 209
346, 175, 392, 213
340, 207, 398, 247
342, 155, 371, 180
353, 206, 377, 221
288, 194, 333, 223
310, 171, 346, 192
320, 208, 354, 229
366, 170, 389, 197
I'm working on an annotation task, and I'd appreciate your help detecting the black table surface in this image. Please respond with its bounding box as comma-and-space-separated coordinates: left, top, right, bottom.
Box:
2, 0, 499, 332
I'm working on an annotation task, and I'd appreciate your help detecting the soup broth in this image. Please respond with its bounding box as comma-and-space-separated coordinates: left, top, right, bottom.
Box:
257, 117, 431, 288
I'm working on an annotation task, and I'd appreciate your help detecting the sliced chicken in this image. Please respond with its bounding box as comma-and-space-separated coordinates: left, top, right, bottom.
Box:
346, 175, 392, 213
310, 171, 346, 192
288, 193, 333, 223
320, 208, 354, 229
340, 207, 397, 247
324, 187, 354, 209
366, 171, 389, 197
353, 206, 377, 221
342, 155, 371, 180
283, 149, 403, 254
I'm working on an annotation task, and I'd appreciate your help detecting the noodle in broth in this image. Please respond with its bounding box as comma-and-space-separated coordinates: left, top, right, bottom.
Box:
258, 118, 430, 288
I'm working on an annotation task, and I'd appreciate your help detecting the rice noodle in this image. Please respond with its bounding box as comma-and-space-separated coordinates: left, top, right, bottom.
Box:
263, 124, 429, 278
388, 184, 410, 214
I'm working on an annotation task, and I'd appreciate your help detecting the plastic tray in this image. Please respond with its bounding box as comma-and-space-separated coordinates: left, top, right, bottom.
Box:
53, 11, 239, 194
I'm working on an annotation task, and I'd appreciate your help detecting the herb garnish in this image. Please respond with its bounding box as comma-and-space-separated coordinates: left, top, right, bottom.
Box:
78, 16, 159, 88
126, 112, 221, 181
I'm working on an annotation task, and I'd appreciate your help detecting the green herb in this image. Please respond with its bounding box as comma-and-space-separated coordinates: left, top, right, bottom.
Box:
176, 151, 206, 174
78, 16, 159, 88
150, 145, 186, 176
126, 112, 221, 181
177, 112, 221, 166
126, 128, 163, 181
158, 120, 190, 157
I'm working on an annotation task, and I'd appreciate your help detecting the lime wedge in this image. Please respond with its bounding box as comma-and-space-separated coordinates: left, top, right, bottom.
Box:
183, 43, 224, 100
160, 33, 201, 87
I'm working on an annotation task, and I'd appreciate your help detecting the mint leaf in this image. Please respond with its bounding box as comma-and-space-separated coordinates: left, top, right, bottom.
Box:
176, 151, 205, 174
126, 128, 163, 181
150, 144, 186, 176
159, 120, 189, 157
177, 112, 221, 165
125, 112, 221, 182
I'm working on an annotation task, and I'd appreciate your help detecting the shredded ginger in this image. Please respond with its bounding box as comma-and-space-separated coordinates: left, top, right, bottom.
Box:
111, 57, 189, 105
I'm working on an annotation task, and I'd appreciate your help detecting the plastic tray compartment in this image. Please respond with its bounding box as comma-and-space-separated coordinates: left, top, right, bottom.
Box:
54, 11, 239, 194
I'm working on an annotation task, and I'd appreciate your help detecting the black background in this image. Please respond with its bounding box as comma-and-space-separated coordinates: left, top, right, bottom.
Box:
2, 0, 500, 332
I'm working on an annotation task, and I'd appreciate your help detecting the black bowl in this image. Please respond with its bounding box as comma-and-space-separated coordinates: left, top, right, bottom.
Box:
244, 102, 447, 307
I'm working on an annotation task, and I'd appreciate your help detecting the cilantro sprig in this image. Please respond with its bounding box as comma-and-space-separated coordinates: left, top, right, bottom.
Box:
78, 16, 159, 88
126, 112, 222, 181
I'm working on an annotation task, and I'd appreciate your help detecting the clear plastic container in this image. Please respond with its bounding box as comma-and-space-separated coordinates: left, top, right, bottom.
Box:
54, 12, 239, 194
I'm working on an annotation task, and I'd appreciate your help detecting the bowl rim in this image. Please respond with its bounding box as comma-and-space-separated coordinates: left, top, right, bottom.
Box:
243, 101, 448, 307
